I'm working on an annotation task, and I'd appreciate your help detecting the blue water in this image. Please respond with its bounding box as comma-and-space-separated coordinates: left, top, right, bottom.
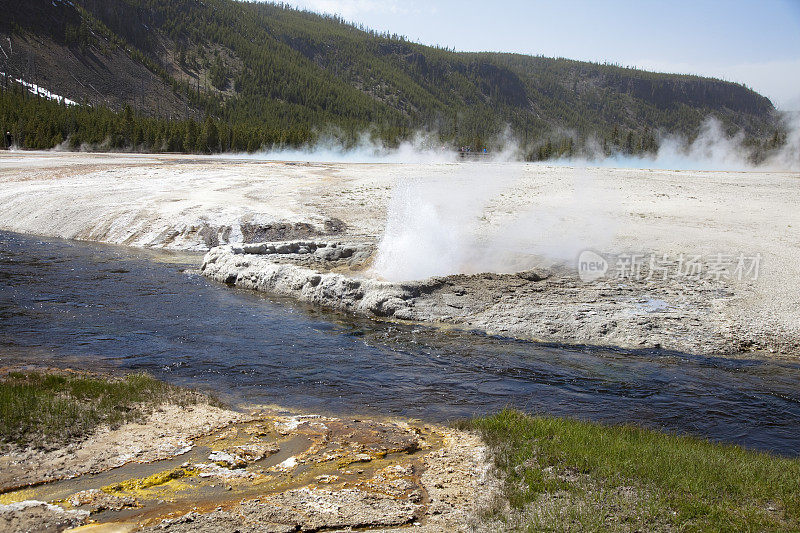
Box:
2, 231, 799, 456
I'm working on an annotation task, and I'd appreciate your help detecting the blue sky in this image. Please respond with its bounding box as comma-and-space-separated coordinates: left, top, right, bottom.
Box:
274, 0, 800, 110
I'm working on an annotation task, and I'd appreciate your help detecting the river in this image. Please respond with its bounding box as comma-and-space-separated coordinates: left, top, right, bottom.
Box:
2, 230, 799, 455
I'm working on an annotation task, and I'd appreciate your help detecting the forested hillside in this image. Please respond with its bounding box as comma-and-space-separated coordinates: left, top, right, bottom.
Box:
0, 0, 783, 156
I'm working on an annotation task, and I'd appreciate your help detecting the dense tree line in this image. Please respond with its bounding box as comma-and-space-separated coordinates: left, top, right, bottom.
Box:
0, 86, 311, 153
1, 0, 785, 156
0, 84, 704, 161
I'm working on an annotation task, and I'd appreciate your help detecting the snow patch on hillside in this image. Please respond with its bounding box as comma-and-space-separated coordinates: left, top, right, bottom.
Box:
1, 72, 79, 106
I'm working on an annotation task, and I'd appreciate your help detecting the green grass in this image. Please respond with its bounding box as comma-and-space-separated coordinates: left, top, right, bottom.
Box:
0, 370, 219, 450
459, 410, 800, 532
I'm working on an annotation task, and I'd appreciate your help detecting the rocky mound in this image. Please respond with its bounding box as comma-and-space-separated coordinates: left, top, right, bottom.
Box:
201, 240, 800, 356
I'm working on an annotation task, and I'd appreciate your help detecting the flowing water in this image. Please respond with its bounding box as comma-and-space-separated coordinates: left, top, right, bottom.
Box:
2, 230, 800, 456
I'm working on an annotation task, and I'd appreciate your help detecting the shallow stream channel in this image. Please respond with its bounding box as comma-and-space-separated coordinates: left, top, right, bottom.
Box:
2, 230, 800, 456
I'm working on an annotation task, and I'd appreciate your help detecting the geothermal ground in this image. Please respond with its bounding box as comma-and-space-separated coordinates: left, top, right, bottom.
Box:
0, 370, 489, 532
1, 151, 799, 356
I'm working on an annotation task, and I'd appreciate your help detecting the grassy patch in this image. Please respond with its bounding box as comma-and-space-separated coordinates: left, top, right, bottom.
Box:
459, 409, 800, 532
0, 370, 219, 450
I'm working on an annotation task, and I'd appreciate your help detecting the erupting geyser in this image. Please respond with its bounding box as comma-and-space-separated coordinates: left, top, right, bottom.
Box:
371, 163, 618, 281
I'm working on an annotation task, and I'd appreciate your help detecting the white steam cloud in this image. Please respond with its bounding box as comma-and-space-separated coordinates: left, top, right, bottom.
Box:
250, 131, 457, 164
243, 127, 527, 164
371, 164, 617, 281
243, 115, 800, 171
766, 112, 800, 171
368, 115, 799, 281
371, 165, 514, 281
567, 115, 800, 172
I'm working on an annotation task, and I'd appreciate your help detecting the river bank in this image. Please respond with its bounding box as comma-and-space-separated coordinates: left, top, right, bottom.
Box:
201, 239, 796, 356
3, 369, 799, 532
4, 229, 800, 457
1, 151, 798, 357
